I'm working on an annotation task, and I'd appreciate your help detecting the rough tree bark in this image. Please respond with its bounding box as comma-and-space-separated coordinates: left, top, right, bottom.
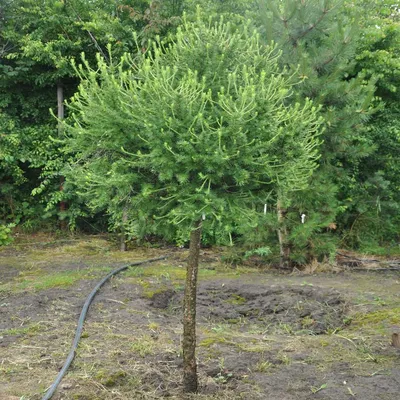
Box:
183, 220, 202, 393
392, 331, 400, 348
57, 82, 67, 231
120, 208, 128, 252
277, 197, 290, 269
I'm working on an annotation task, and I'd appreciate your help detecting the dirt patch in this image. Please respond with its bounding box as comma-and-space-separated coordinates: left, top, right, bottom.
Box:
152, 281, 346, 334
1, 238, 400, 400
0, 266, 19, 284
150, 289, 177, 309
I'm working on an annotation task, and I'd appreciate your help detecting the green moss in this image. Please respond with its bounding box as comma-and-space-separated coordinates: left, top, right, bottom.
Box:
148, 321, 160, 331
95, 369, 127, 387
226, 318, 242, 324
319, 339, 330, 347
200, 336, 231, 347
225, 294, 247, 305
133, 279, 151, 289
142, 287, 168, 299
351, 308, 400, 329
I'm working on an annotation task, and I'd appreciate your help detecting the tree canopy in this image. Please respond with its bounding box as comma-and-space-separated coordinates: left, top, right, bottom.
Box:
63, 14, 323, 243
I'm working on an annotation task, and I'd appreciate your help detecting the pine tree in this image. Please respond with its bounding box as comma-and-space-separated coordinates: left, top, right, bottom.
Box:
254, 0, 378, 264
63, 12, 323, 391
339, 0, 400, 249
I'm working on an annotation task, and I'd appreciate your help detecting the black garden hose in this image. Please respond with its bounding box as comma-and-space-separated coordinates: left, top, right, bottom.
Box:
41, 256, 167, 400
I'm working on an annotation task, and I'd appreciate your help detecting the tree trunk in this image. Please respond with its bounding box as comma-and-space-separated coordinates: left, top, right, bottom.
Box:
183, 220, 202, 393
57, 83, 67, 231
392, 332, 400, 348
120, 208, 128, 252
277, 197, 290, 269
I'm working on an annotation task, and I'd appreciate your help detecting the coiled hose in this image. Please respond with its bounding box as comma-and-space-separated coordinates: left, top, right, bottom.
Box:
41, 256, 167, 400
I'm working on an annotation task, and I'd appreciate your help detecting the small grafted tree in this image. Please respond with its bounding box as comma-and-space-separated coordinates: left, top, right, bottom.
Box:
63, 13, 323, 392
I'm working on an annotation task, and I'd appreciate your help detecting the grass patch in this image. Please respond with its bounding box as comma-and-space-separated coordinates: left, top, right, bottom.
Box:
33, 271, 87, 290
350, 308, 400, 332
0, 266, 113, 293
255, 360, 273, 372
131, 335, 157, 357
299, 334, 396, 375
236, 341, 273, 353
94, 369, 127, 387
18, 238, 116, 260
2, 323, 43, 337
200, 336, 234, 348
125, 264, 218, 281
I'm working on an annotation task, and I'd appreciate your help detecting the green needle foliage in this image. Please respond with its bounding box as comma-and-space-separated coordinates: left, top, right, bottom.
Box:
63, 12, 324, 243
247, 0, 379, 261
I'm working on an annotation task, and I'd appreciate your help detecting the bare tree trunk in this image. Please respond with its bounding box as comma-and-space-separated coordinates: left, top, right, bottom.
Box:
277, 197, 290, 269
183, 220, 202, 393
57, 83, 67, 231
57, 83, 64, 126
120, 208, 128, 252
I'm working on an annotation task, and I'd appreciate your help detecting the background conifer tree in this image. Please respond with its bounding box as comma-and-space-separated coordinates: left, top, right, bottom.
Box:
253, 0, 378, 264
340, 0, 400, 250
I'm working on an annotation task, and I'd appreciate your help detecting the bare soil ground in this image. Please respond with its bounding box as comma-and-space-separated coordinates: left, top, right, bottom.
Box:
1, 235, 400, 400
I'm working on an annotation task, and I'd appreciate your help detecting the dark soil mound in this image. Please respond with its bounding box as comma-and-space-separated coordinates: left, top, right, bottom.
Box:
150, 281, 346, 334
